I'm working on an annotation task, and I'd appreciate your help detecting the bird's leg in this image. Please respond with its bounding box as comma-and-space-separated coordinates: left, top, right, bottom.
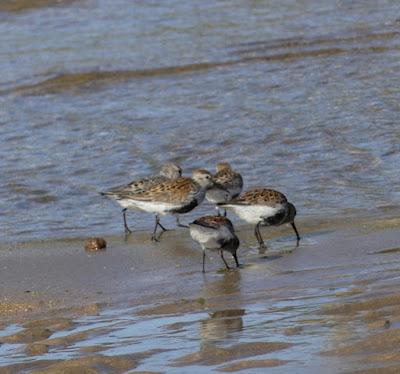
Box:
176, 216, 189, 228
291, 222, 301, 246
151, 215, 160, 242
254, 222, 262, 244
157, 216, 168, 232
255, 222, 267, 249
232, 252, 240, 268
220, 250, 230, 270
215, 206, 227, 217
202, 250, 206, 273
254, 225, 259, 243
122, 209, 132, 234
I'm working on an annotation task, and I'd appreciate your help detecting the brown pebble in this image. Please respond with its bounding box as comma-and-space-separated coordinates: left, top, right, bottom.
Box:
84, 238, 107, 252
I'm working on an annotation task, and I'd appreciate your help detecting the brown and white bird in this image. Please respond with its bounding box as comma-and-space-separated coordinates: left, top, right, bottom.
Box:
101, 163, 182, 234
189, 215, 240, 272
219, 188, 300, 249
109, 169, 214, 241
206, 162, 243, 215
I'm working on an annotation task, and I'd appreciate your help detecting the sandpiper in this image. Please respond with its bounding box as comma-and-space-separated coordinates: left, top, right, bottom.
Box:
189, 215, 240, 272
206, 162, 243, 215
219, 188, 300, 249
101, 163, 182, 233
114, 169, 214, 241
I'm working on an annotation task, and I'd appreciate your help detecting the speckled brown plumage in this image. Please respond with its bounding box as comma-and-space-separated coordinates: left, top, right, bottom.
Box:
192, 215, 235, 233
102, 163, 182, 196
120, 169, 212, 204
119, 177, 194, 203
104, 169, 213, 241
219, 187, 300, 249
213, 163, 243, 195
101, 163, 182, 234
229, 188, 287, 207
109, 175, 169, 194
206, 163, 243, 210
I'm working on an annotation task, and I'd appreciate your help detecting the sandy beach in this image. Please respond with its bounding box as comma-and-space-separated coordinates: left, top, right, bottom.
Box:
2, 0, 400, 372
1, 217, 400, 373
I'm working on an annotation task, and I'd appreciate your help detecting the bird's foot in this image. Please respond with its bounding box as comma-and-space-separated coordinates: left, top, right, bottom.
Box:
258, 243, 267, 255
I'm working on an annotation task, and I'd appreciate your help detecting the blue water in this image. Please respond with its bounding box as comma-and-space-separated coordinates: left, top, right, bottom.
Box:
1, 0, 400, 243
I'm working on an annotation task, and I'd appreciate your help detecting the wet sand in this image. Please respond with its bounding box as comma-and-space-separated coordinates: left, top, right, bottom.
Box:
1, 216, 400, 372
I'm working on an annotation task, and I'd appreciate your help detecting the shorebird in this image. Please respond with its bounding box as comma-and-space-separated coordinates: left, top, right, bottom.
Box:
101, 163, 182, 233
111, 169, 214, 241
206, 162, 243, 216
219, 188, 300, 249
189, 215, 240, 272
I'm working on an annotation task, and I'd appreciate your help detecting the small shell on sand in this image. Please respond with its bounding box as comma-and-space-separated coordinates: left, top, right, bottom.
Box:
84, 238, 107, 252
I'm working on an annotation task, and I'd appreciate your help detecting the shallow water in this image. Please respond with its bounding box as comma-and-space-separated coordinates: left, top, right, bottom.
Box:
1, 0, 400, 242
1, 223, 400, 372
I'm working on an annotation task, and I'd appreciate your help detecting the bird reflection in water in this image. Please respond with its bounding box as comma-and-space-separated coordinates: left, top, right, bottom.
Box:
200, 271, 244, 343
201, 308, 245, 342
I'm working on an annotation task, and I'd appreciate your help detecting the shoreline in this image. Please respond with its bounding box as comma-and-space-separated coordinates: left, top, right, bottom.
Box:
1, 214, 400, 320
1, 215, 400, 372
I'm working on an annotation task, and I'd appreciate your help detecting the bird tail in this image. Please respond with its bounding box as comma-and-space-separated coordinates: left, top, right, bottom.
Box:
100, 191, 117, 197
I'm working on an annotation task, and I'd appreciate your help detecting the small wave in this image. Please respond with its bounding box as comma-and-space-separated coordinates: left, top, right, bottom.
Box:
4, 43, 398, 96
0, 0, 78, 13
231, 30, 400, 54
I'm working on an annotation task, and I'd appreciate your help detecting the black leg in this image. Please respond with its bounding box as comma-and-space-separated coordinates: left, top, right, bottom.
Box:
291, 222, 301, 244
254, 224, 260, 243
152, 215, 170, 240
255, 222, 266, 249
232, 252, 240, 268
157, 218, 168, 232
220, 250, 230, 270
176, 216, 189, 228
122, 209, 132, 234
151, 215, 160, 242
223, 209, 227, 217
202, 250, 206, 273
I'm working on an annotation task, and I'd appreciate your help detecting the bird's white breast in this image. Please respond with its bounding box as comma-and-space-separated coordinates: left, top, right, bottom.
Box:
225, 204, 283, 224
119, 199, 182, 215
190, 224, 234, 250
